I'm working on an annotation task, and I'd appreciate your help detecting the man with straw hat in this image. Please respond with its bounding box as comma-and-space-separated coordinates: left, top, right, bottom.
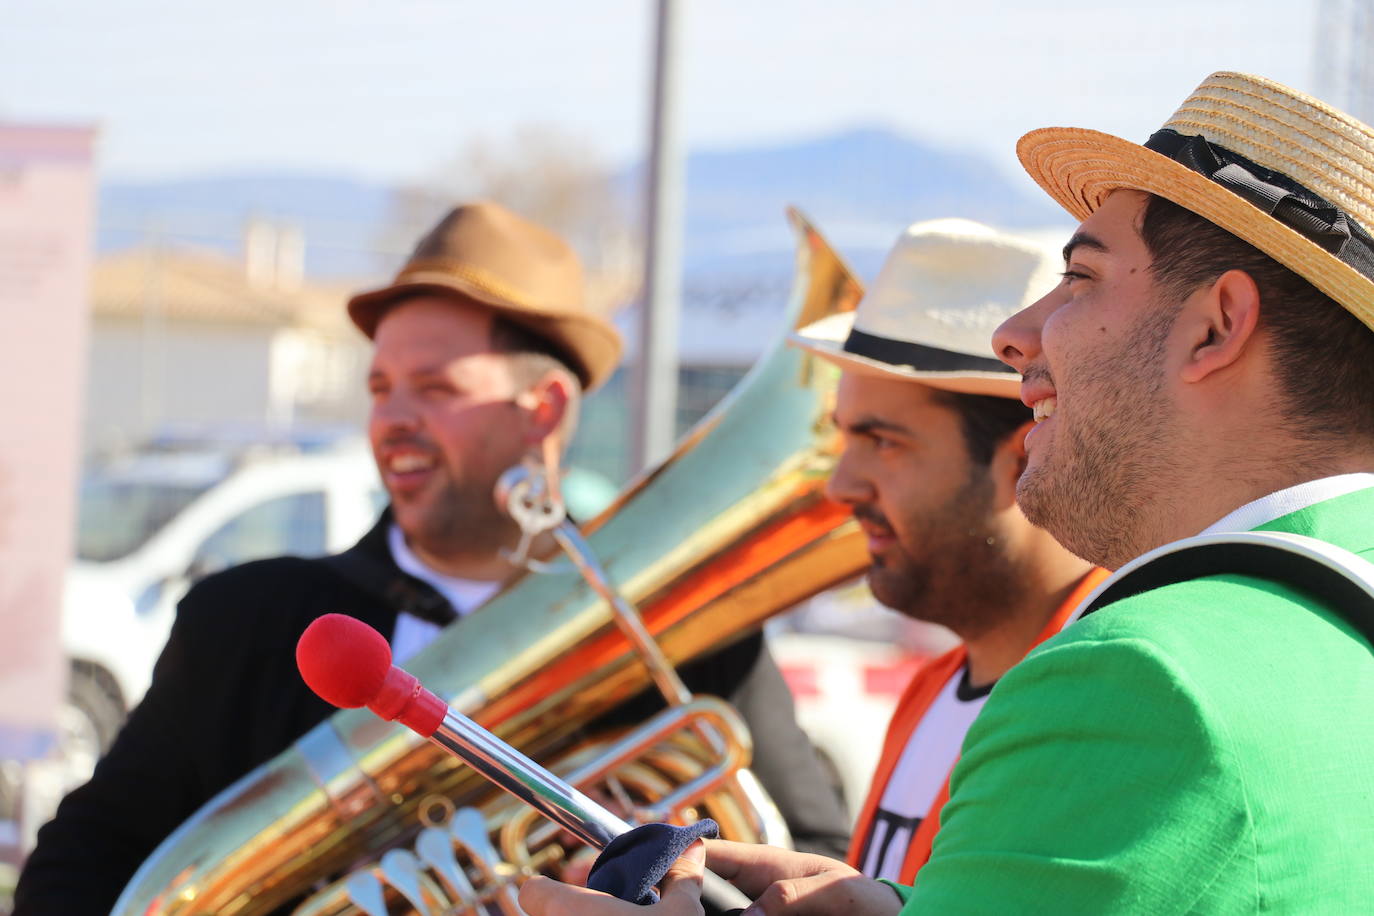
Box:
788, 218, 1099, 886
518, 71, 1374, 915
15, 202, 849, 914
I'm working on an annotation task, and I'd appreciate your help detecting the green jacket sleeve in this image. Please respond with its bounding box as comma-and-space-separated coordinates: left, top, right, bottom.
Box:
899, 634, 1253, 914
882, 880, 915, 905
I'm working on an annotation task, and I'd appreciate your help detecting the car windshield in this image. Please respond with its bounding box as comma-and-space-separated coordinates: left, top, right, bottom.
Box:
75, 454, 229, 561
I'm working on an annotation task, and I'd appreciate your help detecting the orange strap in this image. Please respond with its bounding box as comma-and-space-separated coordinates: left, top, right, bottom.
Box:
848, 568, 1111, 883
845, 648, 965, 870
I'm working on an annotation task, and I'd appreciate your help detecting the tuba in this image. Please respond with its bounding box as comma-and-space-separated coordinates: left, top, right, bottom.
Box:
114, 208, 867, 915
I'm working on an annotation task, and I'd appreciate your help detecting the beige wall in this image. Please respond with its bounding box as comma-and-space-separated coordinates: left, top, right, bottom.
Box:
84, 318, 277, 453
83, 318, 370, 454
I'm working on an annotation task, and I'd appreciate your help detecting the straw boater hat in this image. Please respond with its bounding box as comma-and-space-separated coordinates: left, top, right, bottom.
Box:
1019, 71, 1374, 333
348, 202, 623, 391
789, 218, 1062, 399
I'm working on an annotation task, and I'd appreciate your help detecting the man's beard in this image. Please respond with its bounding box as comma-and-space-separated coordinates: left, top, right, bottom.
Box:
400, 471, 520, 563
860, 470, 1021, 641
1017, 304, 1182, 570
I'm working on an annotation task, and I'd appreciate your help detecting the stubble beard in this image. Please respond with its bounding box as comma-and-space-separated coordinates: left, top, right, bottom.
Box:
866, 471, 1022, 642
1017, 305, 1182, 571
398, 471, 520, 566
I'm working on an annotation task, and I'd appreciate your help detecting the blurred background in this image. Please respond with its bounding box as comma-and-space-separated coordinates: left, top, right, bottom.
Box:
2, 0, 1371, 907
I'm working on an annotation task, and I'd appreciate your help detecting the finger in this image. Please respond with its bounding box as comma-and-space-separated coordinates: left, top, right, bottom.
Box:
746, 871, 901, 916
519, 875, 634, 916
658, 839, 707, 911
702, 840, 846, 898
556, 847, 597, 887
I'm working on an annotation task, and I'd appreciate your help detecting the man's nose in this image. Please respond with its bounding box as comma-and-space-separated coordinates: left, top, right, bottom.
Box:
824, 450, 872, 506
371, 388, 421, 431
993, 284, 1061, 372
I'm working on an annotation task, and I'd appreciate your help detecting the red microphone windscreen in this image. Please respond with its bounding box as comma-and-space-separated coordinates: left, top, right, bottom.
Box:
296, 613, 393, 709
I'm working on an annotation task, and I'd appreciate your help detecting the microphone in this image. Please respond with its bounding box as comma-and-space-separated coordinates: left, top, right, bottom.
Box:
297, 612, 629, 848
296, 612, 447, 735
296, 613, 753, 910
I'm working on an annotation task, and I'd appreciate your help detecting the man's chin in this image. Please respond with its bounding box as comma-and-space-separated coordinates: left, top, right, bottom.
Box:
1016, 472, 1106, 564
866, 568, 920, 614
1015, 466, 1055, 523
389, 499, 440, 538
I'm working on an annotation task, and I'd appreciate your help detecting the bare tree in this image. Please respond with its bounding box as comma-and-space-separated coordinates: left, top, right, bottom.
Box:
387, 126, 641, 318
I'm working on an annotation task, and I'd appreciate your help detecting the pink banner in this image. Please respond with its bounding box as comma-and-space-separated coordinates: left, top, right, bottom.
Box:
0, 124, 97, 762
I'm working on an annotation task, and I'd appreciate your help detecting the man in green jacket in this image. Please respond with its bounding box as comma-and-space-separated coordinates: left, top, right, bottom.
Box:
517, 71, 1374, 915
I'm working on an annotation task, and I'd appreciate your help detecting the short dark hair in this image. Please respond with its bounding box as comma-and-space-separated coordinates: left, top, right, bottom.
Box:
488, 315, 581, 390
488, 314, 583, 446
379, 291, 582, 391
1139, 195, 1374, 442
929, 389, 1032, 465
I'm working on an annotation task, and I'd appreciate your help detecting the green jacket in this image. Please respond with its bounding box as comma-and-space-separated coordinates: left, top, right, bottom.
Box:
896, 487, 1374, 914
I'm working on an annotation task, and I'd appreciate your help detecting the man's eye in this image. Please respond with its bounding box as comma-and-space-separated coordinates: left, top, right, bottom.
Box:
1061, 269, 1089, 283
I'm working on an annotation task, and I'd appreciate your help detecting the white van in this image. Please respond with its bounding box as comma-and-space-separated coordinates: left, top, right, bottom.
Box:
61, 443, 384, 763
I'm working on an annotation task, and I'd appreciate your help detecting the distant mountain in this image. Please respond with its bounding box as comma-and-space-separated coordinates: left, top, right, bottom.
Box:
97, 127, 1065, 283
625, 126, 1064, 274
97, 174, 399, 279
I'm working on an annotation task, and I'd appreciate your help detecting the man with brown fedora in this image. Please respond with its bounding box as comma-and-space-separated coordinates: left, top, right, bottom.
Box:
15, 202, 849, 914
517, 72, 1374, 915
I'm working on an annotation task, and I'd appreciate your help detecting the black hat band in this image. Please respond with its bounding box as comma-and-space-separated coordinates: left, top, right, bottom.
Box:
841, 328, 1015, 375
1144, 129, 1374, 282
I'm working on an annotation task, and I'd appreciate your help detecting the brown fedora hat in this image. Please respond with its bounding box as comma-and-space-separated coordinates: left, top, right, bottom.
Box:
348, 201, 623, 390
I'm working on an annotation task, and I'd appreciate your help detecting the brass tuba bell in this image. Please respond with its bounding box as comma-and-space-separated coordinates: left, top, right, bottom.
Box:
114, 208, 867, 915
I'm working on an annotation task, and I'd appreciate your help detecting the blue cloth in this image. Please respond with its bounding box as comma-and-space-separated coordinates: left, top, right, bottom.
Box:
586, 819, 720, 904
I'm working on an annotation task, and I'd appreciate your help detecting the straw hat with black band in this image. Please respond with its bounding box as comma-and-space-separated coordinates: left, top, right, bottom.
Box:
1018, 71, 1374, 333
789, 218, 1063, 399
348, 202, 623, 391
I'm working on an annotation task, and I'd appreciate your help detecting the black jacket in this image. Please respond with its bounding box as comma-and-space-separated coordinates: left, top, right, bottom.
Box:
16, 514, 848, 914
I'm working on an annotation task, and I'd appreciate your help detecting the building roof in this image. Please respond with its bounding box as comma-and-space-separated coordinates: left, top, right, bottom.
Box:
92, 244, 636, 336
91, 247, 356, 332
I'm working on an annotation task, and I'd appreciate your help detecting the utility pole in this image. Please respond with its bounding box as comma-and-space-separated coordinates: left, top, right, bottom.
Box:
631, 0, 685, 473
1353, 0, 1374, 123
1316, 0, 1374, 123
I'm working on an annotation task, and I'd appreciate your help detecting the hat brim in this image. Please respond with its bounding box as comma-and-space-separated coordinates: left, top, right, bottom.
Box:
1018, 126, 1374, 333
348, 273, 623, 392
788, 330, 1022, 399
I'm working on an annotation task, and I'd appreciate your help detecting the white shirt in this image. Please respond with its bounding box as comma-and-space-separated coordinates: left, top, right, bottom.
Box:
1199, 473, 1374, 535
859, 668, 989, 881
387, 524, 502, 664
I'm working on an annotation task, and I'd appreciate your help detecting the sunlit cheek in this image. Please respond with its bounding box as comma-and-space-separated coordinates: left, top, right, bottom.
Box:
870, 474, 905, 512
1039, 302, 1087, 374
1040, 298, 1072, 341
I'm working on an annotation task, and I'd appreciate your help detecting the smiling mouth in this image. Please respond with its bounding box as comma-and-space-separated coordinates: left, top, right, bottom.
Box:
385, 452, 437, 474
854, 516, 896, 552
1032, 396, 1058, 423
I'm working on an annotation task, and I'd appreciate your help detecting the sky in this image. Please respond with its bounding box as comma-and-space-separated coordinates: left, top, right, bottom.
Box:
1, 0, 1340, 188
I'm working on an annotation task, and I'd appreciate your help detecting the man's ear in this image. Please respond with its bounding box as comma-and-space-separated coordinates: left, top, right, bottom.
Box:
1178, 269, 1262, 384
515, 371, 572, 448
989, 419, 1035, 509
